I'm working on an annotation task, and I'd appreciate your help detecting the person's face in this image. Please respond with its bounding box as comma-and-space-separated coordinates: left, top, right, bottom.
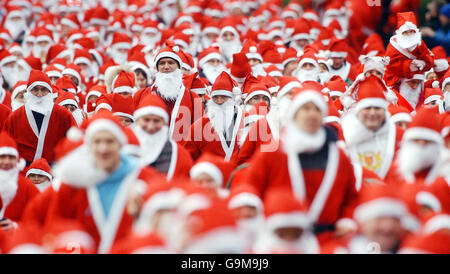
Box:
63, 104, 77, 113
221, 31, 235, 42
357, 106, 386, 131
30, 85, 51, 97
439, 14, 449, 26
157, 57, 178, 73
294, 102, 323, 134
274, 227, 303, 242
284, 61, 298, 76
206, 59, 222, 67
360, 217, 404, 253
89, 130, 122, 173
232, 205, 258, 219
3, 61, 16, 69
136, 73, 148, 89
77, 62, 89, 72
117, 91, 132, 97
193, 173, 219, 190
118, 116, 133, 127
395, 121, 409, 130
0, 155, 17, 170
412, 139, 434, 147
445, 84, 450, 93
88, 95, 99, 102
301, 62, 316, 71
117, 48, 128, 55
425, 100, 439, 108
248, 58, 261, 67
402, 29, 416, 37
204, 32, 219, 42
14, 90, 25, 103
318, 63, 328, 73
49, 76, 60, 85
330, 95, 340, 102
295, 39, 309, 48
212, 95, 230, 105
37, 40, 50, 49
136, 114, 165, 135
27, 174, 48, 184
426, 72, 438, 81
364, 69, 383, 79
64, 74, 79, 87
331, 57, 345, 69
406, 79, 422, 90
247, 94, 270, 106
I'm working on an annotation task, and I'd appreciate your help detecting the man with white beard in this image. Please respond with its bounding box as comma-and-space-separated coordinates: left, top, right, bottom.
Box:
199, 22, 220, 51
157, 0, 179, 26
134, 43, 204, 142
2, 6, 28, 42
293, 49, 321, 83
140, 21, 162, 49
395, 75, 425, 110
108, 33, 132, 66
217, 25, 242, 63
132, 93, 193, 181
197, 47, 227, 85
0, 132, 39, 231
0, 50, 27, 90
341, 75, 404, 180
183, 71, 244, 161
3, 70, 76, 166
387, 107, 444, 185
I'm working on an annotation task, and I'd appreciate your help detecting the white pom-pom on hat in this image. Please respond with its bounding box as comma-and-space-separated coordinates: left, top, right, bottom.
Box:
172, 45, 180, 53
432, 80, 440, 89
66, 127, 84, 141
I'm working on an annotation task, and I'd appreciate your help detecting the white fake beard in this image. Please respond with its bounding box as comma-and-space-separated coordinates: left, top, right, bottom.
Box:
252, 63, 267, 77
218, 39, 241, 62
237, 217, 264, 246
202, 63, 226, 84
1, 65, 23, 88
274, 96, 292, 128
282, 121, 326, 154
440, 148, 450, 178
111, 49, 128, 65
132, 125, 169, 165
32, 45, 51, 59
154, 69, 183, 101
22, 44, 33, 58
140, 34, 160, 48
319, 71, 331, 84
397, 141, 441, 182
161, 6, 178, 25
399, 80, 422, 109
295, 68, 320, 83
4, 19, 27, 40
397, 32, 422, 51
82, 67, 93, 81
201, 37, 213, 49
72, 108, 85, 126
0, 167, 19, 207
443, 92, 450, 111
52, 145, 109, 188
253, 230, 318, 254
35, 180, 51, 192
206, 99, 235, 137
24, 92, 54, 115
11, 100, 24, 111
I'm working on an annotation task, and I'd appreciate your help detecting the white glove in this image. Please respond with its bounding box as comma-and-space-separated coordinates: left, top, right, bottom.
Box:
412, 59, 426, 70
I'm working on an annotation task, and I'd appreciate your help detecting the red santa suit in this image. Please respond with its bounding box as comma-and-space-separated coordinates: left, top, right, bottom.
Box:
384, 12, 434, 88
245, 89, 359, 244
341, 76, 404, 179
327, 39, 359, 83
0, 104, 11, 130
182, 72, 244, 162
3, 70, 76, 164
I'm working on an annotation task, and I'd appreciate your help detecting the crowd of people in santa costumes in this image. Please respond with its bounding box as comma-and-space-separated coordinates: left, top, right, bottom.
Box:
0, 0, 448, 255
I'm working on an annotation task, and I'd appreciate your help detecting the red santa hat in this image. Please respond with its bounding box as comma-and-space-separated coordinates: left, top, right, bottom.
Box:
230, 52, 251, 83
111, 32, 132, 50
265, 65, 283, 78
288, 86, 328, 118
298, 48, 318, 69
360, 55, 390, 76
122, 126, 141, 158
89, 6, 110, 26
56, 76, 77, 95
0, 49, 17, 67
60, 13, 81, 29
243, 102, 270, 126
8, 42, 22, 56
398, 232, 450, 254
291, 18, 310, 42
84, 85, 107, 113
55, 91, 79, 108
353, 75, 388, 113
5, 224, 45, 254
388, 104, 412, 124
172, 32, 191, 51
134, 93, 169, 123
154, 41, 182, 69
127, 51, 150, 73
328, 38, 348, 59
362, 33, 386, 57
277, 76, 302, 98
431, 46, 449, 73
228, 184, 263, 213
190, 77, 208, 96
0, 131, 18, 158
0, 28, 12, 45
421, 214, 450, 235
84, 112, 127, 146
353, 184, 407, 224
111, 94, 135, 123
396, 12, 419, 34
205, 1, 225, 18
424, 88, 444, 105
190, 153, 235, 187
302, 9, 320, 22
24, 56, 42, 70
11, 80, 27, 101
198, 46, 222, 68
259, 41, 282, 69
264, 188, 310, 232
201, 20, 221, 36
112, 71, 135, 94
62, 63, 83, 87
243, 83, 271, 105
281, 47, 299, 68
240, 39, 261, 62
403, 107, 443, 145
34, 27, 53, 44
73, 48, 93, 66
45, 44, 68, 65
43, 64, 62, 79
324, 75, 348, 98
210, 71, 240, 98
27, 69, 53, 93
26, 158, 52, 181
178, 50, 195, 72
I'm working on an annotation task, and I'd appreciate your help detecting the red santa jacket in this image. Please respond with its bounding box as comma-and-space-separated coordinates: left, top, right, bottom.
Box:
182, 107, 245, 162
46, 166, 165, 254
384, 39, 434, 88
21, 186, 55, 228
1, 175, 39, 223
3, 105, 77, 163
0, 104, 11, 130
134, 85, 204, 142
0, 91, 11, 109
109, 232, 167, 254
244, 129, 359, 243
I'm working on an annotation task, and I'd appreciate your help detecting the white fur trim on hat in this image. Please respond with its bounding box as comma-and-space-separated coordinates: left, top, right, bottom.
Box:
424, 95, 442, 105
27, 81, 52, 93
278, 81, 302, 98
0, 146, 18, 157
134, 106, 169, 123
423, 214, 450, 235
0, 55, 17, 67
323, 115, 340, 124
210, 89, 233, 98
74, 57, 92, 66
434, 59, 449, 72
228, 193, 263, 212
396, 22, 419, 35
45, 70, 62, 79
416, 191, 441, 212
244, 90, 271, 104
354, 98, 388, 114
90, 18, 109, 26
95, 102, 112, 112
61, 18, 79, 29
155, 52, 182, 68
202, 27, 220, 35
266, 211, 310, 231
12, 84, 27, 99
329, 51, 348, 58
62, 68, 81, 85
403, 127, 443, 145
113, 112, 135, 122
354, 198, 407, 223
199, 52, 222, 68
184, 227, 244, 254
292, 33, 310, 42
299, 57, 318, 69
289, 90, 328, 118
85, 119, 127, 145
112, 42, 131, 50
190, 162, 223, 186
329, 91, 344, 98
113, 86, 134, 94
190, 88, 207, 95
391, 112, 412, 124
58, 99, 78, 107
26, 168, 52, 180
